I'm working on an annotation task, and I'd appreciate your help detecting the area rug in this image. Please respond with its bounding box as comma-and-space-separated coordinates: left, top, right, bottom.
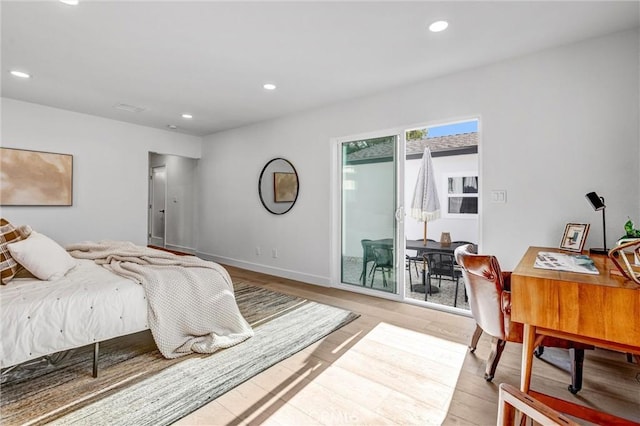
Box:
1, 281, 359, 426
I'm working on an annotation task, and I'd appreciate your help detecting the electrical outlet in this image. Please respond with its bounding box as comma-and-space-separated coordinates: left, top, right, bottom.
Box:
255, 246, 261, 256
272, 248, 278, 258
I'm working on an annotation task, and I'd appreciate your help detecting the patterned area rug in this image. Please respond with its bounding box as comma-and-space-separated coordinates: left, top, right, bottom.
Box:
1, 281, 359, 426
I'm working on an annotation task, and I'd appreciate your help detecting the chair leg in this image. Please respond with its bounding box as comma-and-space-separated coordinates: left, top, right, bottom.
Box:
424, 271, 432, 301
469, 324, 483, 352
453, 277, 459, 308
625, 353, 639, 364
93, 341, 99, 378
370, 268, 376, 287
485, 337, 507, 381
568, 348, 585, 394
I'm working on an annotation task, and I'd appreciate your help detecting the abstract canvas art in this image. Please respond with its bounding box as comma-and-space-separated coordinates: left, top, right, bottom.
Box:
273, 172, 297, 203
0, 148, 73, 206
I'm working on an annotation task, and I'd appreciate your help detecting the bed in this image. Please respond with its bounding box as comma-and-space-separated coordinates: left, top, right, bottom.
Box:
0, 218, 253, 377
1, 258, 148, 375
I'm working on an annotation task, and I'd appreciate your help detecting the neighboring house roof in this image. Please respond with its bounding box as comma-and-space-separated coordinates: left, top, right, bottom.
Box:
347, 132, 478, 163
411, 132, 478, 154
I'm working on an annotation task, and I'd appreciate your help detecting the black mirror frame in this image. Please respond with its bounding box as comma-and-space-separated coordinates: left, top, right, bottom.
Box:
258, 157, 299, 215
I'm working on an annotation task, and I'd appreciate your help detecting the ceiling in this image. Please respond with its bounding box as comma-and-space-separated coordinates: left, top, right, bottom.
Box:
2, 1, 638, 137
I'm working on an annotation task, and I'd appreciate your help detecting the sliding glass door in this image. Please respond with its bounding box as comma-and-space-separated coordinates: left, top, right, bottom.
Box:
333, 118, 479, 310
339, 134, 401, 294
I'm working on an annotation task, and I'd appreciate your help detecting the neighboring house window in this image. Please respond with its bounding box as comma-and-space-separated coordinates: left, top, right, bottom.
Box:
445, 174, 478, 217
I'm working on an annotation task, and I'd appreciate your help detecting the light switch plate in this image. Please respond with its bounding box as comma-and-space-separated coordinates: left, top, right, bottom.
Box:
491, 190, 507, 203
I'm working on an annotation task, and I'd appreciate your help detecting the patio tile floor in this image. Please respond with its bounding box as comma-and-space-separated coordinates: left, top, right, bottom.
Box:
341, 257, 470, 310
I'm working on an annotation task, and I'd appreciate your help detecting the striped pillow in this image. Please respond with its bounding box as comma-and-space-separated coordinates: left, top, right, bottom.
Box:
0, 218, 25, 284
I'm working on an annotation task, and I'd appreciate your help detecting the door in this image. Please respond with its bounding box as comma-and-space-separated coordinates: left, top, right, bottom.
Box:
337, 133, 403, 295
148, 165, 166, 247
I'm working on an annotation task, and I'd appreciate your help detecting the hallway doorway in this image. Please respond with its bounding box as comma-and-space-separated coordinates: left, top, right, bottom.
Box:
148, 165, 166, 247
147, 152, 199, 253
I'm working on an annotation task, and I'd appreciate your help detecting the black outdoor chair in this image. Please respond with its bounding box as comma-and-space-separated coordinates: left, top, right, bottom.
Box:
359, 239, 375, 285
406, 238, 435, 291
424, 252, 463, 306
371, 246, 393, 287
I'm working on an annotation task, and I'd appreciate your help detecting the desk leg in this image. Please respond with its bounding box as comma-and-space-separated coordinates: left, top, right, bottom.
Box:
521, 324, 535, 393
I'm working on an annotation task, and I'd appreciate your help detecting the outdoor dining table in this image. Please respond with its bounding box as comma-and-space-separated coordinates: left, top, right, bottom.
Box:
361, 239, 469, 287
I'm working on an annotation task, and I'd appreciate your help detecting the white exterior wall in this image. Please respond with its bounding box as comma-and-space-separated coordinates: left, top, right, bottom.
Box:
340, 153, 479, 259
342, 161, 395, 258
405, 154, 479, 245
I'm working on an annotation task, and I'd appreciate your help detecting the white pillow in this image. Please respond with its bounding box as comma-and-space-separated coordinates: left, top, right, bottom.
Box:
7, 231, 76, 281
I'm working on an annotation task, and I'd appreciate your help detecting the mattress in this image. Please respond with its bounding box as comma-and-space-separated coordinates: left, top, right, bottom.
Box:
0, 259, 148, 368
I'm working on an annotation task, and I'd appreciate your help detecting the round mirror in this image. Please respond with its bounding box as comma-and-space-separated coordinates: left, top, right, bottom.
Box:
258, 158, 299, 215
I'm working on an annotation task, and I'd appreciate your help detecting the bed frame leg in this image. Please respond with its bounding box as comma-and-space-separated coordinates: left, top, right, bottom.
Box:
93, 342, 99, 378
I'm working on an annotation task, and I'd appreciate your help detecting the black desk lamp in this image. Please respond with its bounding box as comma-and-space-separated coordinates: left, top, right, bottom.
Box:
585, 191, 608, 255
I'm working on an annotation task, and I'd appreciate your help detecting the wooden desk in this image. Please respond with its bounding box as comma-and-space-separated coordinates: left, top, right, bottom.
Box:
511, 246, 640, 423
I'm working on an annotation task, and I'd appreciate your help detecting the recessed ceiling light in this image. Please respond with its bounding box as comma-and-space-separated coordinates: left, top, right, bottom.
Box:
167, 124, 178, 130
429, 20, 449, 32
10, 70, 31, 79
263, 83, 276, 90
181, 113, 193, 119
59, 0, 79, 5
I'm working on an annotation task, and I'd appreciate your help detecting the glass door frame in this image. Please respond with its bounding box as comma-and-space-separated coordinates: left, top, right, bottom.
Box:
330, 127, 407, 302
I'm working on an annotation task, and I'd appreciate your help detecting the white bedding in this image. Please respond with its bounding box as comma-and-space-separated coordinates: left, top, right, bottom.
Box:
66, 241, 253, 358
0, 259, 148, 369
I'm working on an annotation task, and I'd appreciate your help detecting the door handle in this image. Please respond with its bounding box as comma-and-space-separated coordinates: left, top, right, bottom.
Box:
395, 206, 404, 222
159, 209, 165, 213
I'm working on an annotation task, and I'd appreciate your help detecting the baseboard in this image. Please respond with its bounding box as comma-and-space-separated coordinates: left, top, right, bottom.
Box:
165, 244, 196, 254
196, 251, 330, 287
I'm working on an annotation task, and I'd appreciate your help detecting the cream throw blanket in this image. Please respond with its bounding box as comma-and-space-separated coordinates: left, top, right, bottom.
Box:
66, 241, 253, 359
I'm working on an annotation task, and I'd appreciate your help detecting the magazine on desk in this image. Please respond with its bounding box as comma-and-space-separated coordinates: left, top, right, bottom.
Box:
534, 251, 599, 274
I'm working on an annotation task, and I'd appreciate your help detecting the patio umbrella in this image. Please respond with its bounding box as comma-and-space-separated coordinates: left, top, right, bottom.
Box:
410, 147, 440, 244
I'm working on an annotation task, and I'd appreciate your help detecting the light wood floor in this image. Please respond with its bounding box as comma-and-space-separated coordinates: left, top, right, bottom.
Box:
178, 266, 640, 426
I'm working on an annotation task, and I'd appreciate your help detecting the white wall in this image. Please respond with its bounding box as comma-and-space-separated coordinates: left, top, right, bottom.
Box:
198, 28, 639, 281
405, 154, 479, 244
1, 98, 202, 246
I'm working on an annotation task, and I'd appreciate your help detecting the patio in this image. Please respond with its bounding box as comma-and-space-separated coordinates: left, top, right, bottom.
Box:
342, 256, 470, 310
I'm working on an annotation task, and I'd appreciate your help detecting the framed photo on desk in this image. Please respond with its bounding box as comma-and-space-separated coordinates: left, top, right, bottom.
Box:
560, 223, 589, 252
